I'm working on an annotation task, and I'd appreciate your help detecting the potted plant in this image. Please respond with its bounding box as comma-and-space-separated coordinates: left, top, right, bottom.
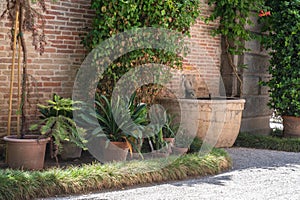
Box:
92, 93, 148, 162
30, 94, 87, 162
2, 0, 51, 170
148, 134, 169, 158
172, 128, 193, 155
260, 0, 300, 137
162, 112, 178, 152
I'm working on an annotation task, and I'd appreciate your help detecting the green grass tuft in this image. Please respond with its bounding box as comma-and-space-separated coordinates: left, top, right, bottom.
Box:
0, 149, 231, 200
234, 132, 300, 152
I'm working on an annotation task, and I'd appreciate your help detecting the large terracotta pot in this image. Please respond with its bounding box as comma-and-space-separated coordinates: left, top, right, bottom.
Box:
3, 135, 50, 170
283, 116, 300, 137
159, 98, 245, 148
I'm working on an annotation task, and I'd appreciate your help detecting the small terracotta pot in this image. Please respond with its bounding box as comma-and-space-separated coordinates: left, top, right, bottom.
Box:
163, 138, 175, 153
283, 116, 300, 137
99, 140, 129, 162
151, 150, 169, 158
111, 141, 129, 150
3, 135, 50, 170
172, 146, 188, 155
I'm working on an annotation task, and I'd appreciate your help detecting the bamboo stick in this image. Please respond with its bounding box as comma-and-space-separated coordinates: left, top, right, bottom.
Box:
7, 10, 19, 136
17, 36, 21, 137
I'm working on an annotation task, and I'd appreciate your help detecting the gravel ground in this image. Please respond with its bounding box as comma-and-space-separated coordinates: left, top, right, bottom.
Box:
40, 148, 300, 200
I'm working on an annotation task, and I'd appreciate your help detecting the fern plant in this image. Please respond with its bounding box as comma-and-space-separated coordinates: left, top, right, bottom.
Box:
30, 94, 87, 157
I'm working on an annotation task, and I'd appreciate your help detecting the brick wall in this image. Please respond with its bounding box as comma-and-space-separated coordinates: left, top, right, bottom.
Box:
0, 0, 224, 137
0, 0, 93, 136
162, 1, 221, 99
185, 1, 221, 97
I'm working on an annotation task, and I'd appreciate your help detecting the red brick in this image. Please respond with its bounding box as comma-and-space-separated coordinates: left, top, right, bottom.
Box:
50, 6, 69, 11
70, 8, 86, 14
56, 36, 75, 40
44, 15, 55, 20
43, 82, 61, 87
57, 49, 74, 53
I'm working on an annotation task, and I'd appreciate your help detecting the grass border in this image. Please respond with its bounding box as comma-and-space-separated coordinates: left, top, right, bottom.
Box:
0, 148, 231, 200
234, 132, 300, 152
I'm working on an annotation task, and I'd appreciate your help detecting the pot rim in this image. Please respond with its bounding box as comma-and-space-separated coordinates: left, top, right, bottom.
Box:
3, 135, 50, 143
159, 97, 246, 104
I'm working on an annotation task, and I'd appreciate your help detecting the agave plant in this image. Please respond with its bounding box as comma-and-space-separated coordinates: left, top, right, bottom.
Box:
94, 92, 149, 154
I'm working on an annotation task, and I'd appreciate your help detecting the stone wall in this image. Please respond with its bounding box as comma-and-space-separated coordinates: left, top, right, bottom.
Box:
220, 14, 272, 134
240, 26, 272, 134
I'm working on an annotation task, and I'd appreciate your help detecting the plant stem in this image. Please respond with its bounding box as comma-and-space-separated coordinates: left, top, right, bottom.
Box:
18, 2, 28, 138
224, 36, 243, 96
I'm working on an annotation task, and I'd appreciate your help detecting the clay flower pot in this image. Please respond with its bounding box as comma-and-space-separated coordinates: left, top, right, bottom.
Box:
99, 140, 129, 163
163, 138, 175, 153
283, 116, 300, 137
172, 146, 188, 155
3, 135, 50, 170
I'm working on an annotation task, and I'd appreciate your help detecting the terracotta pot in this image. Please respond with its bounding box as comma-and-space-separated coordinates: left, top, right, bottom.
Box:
163, 138, 175, 153
111, 141, 129, 150
159, 98, 246, 148
99, 140, 129, 162
172, 146, 188, 155
163, 138, 175, 144
151, 150, 169, 158
283, 116, 300, 137
3, 135, 50, 170
60, 141, 82, 160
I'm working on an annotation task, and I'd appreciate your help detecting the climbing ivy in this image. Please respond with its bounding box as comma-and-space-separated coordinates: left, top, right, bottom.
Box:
83, 0, 201, 49
260, 0, 300, 116
82, 0, 201, 101
206, 0, 263, 55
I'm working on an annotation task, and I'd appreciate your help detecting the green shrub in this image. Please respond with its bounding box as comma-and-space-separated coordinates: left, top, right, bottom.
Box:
188, 137, 203, 153
234, 132, 300, 152
260, 0, 300, 116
